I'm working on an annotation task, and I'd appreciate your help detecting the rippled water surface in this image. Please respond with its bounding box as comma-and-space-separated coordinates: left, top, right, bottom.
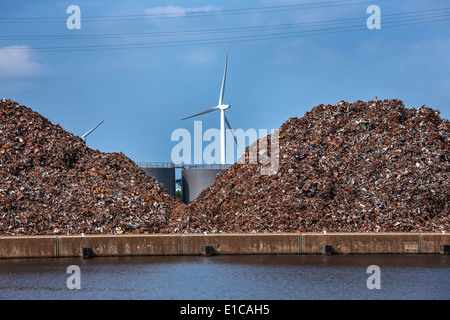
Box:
0, 254, 448, 300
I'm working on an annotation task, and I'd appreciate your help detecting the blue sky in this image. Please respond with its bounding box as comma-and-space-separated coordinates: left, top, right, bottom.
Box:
1, 0, 449, 165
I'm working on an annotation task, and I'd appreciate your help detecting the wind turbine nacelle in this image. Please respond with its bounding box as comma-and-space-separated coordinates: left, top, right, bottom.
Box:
219, 104, 230, 110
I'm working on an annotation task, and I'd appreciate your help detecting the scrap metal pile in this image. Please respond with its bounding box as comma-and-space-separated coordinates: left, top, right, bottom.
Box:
0, 99, 180, 235
176, 99, 449, 233
1, 98, 448, 235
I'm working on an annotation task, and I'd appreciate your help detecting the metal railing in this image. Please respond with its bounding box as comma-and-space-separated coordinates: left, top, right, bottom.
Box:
182, 164, 231, 170
137, 162, 232, 170
137, 162, 175, 168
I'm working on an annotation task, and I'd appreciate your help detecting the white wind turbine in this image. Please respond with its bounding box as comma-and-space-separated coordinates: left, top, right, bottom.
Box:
181, 54, 237, 165
81, 120, 104, 141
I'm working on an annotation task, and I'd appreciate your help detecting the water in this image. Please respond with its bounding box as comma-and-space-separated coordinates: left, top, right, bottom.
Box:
0, 254, 448, 300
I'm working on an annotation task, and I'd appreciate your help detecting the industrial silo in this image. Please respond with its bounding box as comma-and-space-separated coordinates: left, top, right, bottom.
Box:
139, 162, 176, 197
181, 165, 230, 204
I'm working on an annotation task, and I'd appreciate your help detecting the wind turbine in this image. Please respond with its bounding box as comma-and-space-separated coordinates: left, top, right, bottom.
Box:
81, 120, 104, 140
181, 54, 237, 165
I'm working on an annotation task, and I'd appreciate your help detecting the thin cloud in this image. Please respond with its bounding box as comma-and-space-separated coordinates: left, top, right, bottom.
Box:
186, 48, 218, 65
144, 5, 219, 18
0, 45, 44, 79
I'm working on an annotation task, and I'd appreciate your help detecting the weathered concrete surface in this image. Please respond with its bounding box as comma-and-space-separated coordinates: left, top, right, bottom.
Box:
421, 233, 450, 254
57, 235, 180, 257
181, 233, 301, 255
0, 233, 448, 259
302, 233, 421, 254
0, 236, 57, 258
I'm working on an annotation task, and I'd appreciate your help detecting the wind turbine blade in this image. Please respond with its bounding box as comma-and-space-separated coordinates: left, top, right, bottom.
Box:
224, 114, 238, 146
219, 54, 228, 106
181, 106, 219, 120
81, 120, 104, 140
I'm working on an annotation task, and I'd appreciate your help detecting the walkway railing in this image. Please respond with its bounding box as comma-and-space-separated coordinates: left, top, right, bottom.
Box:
137, 162, 232, 170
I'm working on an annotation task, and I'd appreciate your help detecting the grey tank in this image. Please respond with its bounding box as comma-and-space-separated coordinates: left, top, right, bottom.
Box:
182, 166, 229, 204
140, 165, 176, 197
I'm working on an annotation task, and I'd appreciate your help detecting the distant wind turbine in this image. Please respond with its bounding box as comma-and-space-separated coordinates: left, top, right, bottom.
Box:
181, 54, 237, 165
81, 120, 104, 140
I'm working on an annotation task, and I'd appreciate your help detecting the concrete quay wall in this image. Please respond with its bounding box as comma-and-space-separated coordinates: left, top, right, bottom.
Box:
0, 233, 448, 259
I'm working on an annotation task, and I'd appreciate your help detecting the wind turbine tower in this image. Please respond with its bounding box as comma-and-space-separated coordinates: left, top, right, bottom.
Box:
181, 54, 237, 165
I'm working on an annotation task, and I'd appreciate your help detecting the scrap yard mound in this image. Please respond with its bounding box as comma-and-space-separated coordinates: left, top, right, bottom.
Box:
1, 98, 449, 236
0, 99, 182, 235
175, 99, 449, 233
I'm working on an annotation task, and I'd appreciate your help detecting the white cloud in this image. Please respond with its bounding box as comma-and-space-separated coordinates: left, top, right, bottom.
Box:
0, 45, 44, 78
186, 48, 218, 65
144, 5, 219, 18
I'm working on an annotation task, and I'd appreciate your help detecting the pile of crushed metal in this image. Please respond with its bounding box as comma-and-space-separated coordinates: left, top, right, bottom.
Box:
1, 98, 448, 235
176, 99, 449, 233
0, 99, 182, 235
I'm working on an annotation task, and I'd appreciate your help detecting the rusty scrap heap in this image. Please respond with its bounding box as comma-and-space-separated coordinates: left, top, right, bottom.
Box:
177, 99, 449, 233
1, 98, 449, 235
0, 99, 180, 235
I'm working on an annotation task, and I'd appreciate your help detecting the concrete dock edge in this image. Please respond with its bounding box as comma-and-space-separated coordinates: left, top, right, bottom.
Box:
0, 233, 448, 259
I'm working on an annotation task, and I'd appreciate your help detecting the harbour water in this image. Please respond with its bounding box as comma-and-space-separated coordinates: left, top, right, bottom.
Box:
0, 254, 448, 300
